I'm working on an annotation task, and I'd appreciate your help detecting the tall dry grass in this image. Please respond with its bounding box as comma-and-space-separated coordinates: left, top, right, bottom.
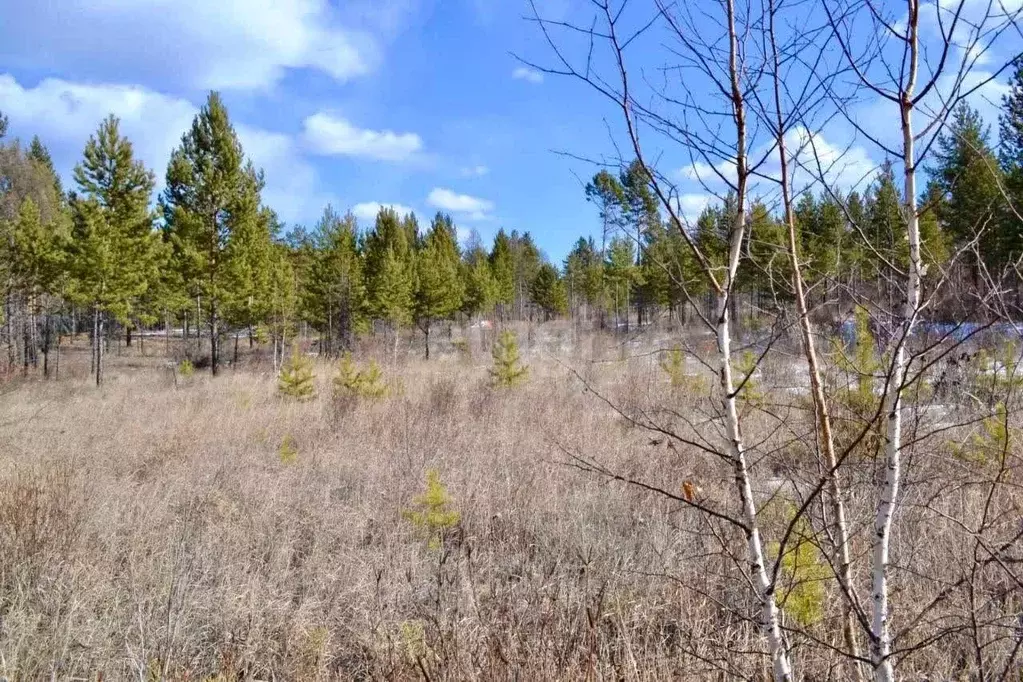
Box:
0, 334, 1019, 680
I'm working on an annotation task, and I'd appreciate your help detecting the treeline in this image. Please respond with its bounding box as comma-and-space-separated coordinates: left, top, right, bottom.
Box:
1, 61, 1022, 383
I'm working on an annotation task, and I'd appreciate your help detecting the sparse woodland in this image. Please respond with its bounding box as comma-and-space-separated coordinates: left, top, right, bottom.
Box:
2, 0, 1023, 680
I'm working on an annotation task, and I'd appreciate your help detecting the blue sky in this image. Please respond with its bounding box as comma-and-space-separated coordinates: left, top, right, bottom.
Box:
0, 0, 1018, 260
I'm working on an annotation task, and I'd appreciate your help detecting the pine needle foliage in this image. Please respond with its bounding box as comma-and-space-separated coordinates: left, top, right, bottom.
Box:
659, 348, 710, 394
402, 469, 461, 550
768, 506, 829, 627
333, 353, 388, 401
490, 330, 528, 387
278, 344, 316, 400
278, 433, 299, 465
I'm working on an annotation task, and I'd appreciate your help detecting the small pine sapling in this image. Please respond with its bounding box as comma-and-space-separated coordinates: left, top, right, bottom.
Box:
333, 353, 389, 401
402, 469, 461, 550
490, 329, 528, 387
659, 348, 709, 394
278, 433, 298, 464
768, 506, 829, 627
278, 343, 316, 400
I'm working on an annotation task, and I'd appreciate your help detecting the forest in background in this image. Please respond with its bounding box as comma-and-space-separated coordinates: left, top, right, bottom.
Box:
2, 57, 1022, 384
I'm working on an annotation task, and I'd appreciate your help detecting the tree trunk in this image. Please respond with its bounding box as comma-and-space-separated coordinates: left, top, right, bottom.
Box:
234, 331, 240, 368
126, 325, 133, 347
720, 5, 791, 676
94, 307, 103, 387
765, 9, 863, 674
424, 322, 431, 360
210, 299, 219, 377
871, 67, 923, 682
42, 313, 50, 379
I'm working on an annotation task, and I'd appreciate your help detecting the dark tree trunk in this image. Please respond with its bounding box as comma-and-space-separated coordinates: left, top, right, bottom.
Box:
210, 302, 219, 377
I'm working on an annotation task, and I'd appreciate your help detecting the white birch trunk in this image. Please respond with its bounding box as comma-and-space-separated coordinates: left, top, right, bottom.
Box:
718, 289, 793, 682
872, 10, 922, 679
721, 1, 791, 676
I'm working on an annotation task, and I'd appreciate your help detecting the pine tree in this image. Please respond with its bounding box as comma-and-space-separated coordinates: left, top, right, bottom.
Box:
490, 329, 528, 387
415, 213, 464, 358
604, 235, 637, 330
929, 103, 1003, 271
304, 206, 365, 355
27, 136, 62, 199
564, 236, 605, 319
162, 92, 263, 376
743, 201, 791, 299
529, 262, 567, 321
364, 207, 415, 355
69, 115, 161, 385
619, 160, 660, 268
8, 197, 68, 375
489, 229, 516, 314
461, 231, 497, 320
278, 342, 316, 400
999, 59, 1023, 262
510, 231, 542, 319
267, 240, 299, 371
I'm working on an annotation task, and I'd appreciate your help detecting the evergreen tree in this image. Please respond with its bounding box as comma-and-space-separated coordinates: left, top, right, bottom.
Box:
27, 136, 62, 199
461, 231, 497, 320
415, 212, 464, 358
364, 207, 415, 351
8, 197, 69, 375
529, 262, 567, 321
564, 236, 604, 319
69, 115, 161, 385
743, 201, 791, 299
489, 229, 515, 314
490, 329, 528, 387
510, 231, 542, 319
278, 342, 316, 400
161, 92, 263, 376
304, 206, 365, 355
604, 235, 637, 329
999, 59, 1023, 262
619, 160, 660, 267
929, 103, 1003, 270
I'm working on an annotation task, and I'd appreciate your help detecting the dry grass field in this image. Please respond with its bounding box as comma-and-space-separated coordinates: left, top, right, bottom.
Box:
0, 328, 1020, 680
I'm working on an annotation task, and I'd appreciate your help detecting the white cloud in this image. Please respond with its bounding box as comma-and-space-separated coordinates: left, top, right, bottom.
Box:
675, 127, 876, 195
0, 74, 325, 225
427, 187, 495, 220
671, 194, 713, 224
512, 67, 544, 84
0, 74, 195, 186
303, 113, 423, 162
0, 0, 377, 91
775, 126, 877, 192
352, 202, 415, 221
237, 125, 330, 225
461, 164, 490, 177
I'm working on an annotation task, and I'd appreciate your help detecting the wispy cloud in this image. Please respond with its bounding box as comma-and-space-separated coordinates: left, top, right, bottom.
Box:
0, 0, 377, 91
460, 164, 490, 177
512, 66, 543, 84
427, 187, 494, 220
352, 201, 415, 221
303, 113, 423, 162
